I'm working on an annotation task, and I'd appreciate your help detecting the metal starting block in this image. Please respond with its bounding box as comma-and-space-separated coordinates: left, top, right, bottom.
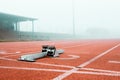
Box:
18, 45, 64, 62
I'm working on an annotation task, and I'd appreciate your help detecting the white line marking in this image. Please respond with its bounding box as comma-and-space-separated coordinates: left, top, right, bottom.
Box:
0, 66, 67, 72
62, 43, 91, 49
15, 51, 21, 54
0, 57, 74, 68
44, 40, 89, 45
109, 60, 120, 64
75, 70, 120, 76
2, 56, 118, 74
1, 57, 120, 74
0, 50, 21, 54
1, 57, 120, 76
3, 42, 91, 58
53, 55, 80, 60
81, 68, 120, 74
53, 43, 120, 80
2, 57, 120, 74
0, 50, 6, 54
0, 66, 120, 76
0, 57, 17, 61
34, 62, 74, 68
3, 51, 41, 58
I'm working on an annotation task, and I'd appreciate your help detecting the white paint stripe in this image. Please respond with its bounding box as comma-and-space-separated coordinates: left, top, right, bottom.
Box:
79, 43, 120, 67
45, 40, 89, 45
1, 57, 120, 77
75, 70, 120, 76
0, 51, 6, 54
62, 43, 91, 49
0, 51, 21, 54
0, 57, 74, 68
53, 55, 80, 60
0, 66, 67, 72
15, 51, 21, 54
3, 42, 91, 58
3, 51, 41, 58
109, 61, 120, 64
0, 66, 119, 76
0, 57, 17, 61
34, 62, 75, 68
53, 43, 120, 80
1, 57, 120, 75
81, 68, 120, 74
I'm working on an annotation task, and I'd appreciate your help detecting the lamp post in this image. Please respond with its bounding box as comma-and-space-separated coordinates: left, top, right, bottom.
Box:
72, 0, 75, 36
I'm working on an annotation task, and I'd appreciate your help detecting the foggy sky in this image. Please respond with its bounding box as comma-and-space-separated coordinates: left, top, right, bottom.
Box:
0, 0, 120, 38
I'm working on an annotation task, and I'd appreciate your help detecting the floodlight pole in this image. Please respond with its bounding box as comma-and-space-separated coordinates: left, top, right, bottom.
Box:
72, 0, 75, 36
32, 20, 34, 40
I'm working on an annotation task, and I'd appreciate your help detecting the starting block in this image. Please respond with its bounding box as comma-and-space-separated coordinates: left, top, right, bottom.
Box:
18, 45, 64, 62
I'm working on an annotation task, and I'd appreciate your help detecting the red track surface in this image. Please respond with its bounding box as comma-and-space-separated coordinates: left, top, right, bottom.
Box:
0, 39, 120, 80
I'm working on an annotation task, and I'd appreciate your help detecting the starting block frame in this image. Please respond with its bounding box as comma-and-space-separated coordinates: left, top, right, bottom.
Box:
18, 45, 64, 62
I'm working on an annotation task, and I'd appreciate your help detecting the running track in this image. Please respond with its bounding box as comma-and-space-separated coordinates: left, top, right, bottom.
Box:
0, 39, 120, 80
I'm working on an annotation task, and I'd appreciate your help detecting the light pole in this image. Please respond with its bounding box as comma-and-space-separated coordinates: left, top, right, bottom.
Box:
72, 0, 75, 36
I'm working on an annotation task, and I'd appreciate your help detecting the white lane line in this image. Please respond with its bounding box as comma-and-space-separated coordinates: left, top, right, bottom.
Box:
2, 57, 120, 74
44, 40, 89, 45
0, 57, 120, 74
109, 61, 120, 64
0, 57, 17, 61
34, 62, 74, 68
53, 43, 120, 80
0, 51, 21, 54
0, 57, 74, 68
3, 42, 91, 58
15, 51, 21, 54
53, 55, 80, 60
0, 66, 120, 76
81, 68, 120, 74
1, 57, 120, 74
1, 57, 120, 76
75, 70, 120, 76
0, 50, 6, 54
0, 66, 67, 73
62, 43, 91, 49
3, 51, 41, 58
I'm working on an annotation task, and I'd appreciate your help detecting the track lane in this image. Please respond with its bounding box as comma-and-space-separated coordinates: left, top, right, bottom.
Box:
0, 40, 120, 80
53, 41, 120, 80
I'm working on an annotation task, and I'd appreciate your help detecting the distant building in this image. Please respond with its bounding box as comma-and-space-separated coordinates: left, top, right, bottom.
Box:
0, 12, 37, 41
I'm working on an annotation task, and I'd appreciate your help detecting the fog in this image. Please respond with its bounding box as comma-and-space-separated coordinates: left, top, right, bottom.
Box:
0, 0, 120, 38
